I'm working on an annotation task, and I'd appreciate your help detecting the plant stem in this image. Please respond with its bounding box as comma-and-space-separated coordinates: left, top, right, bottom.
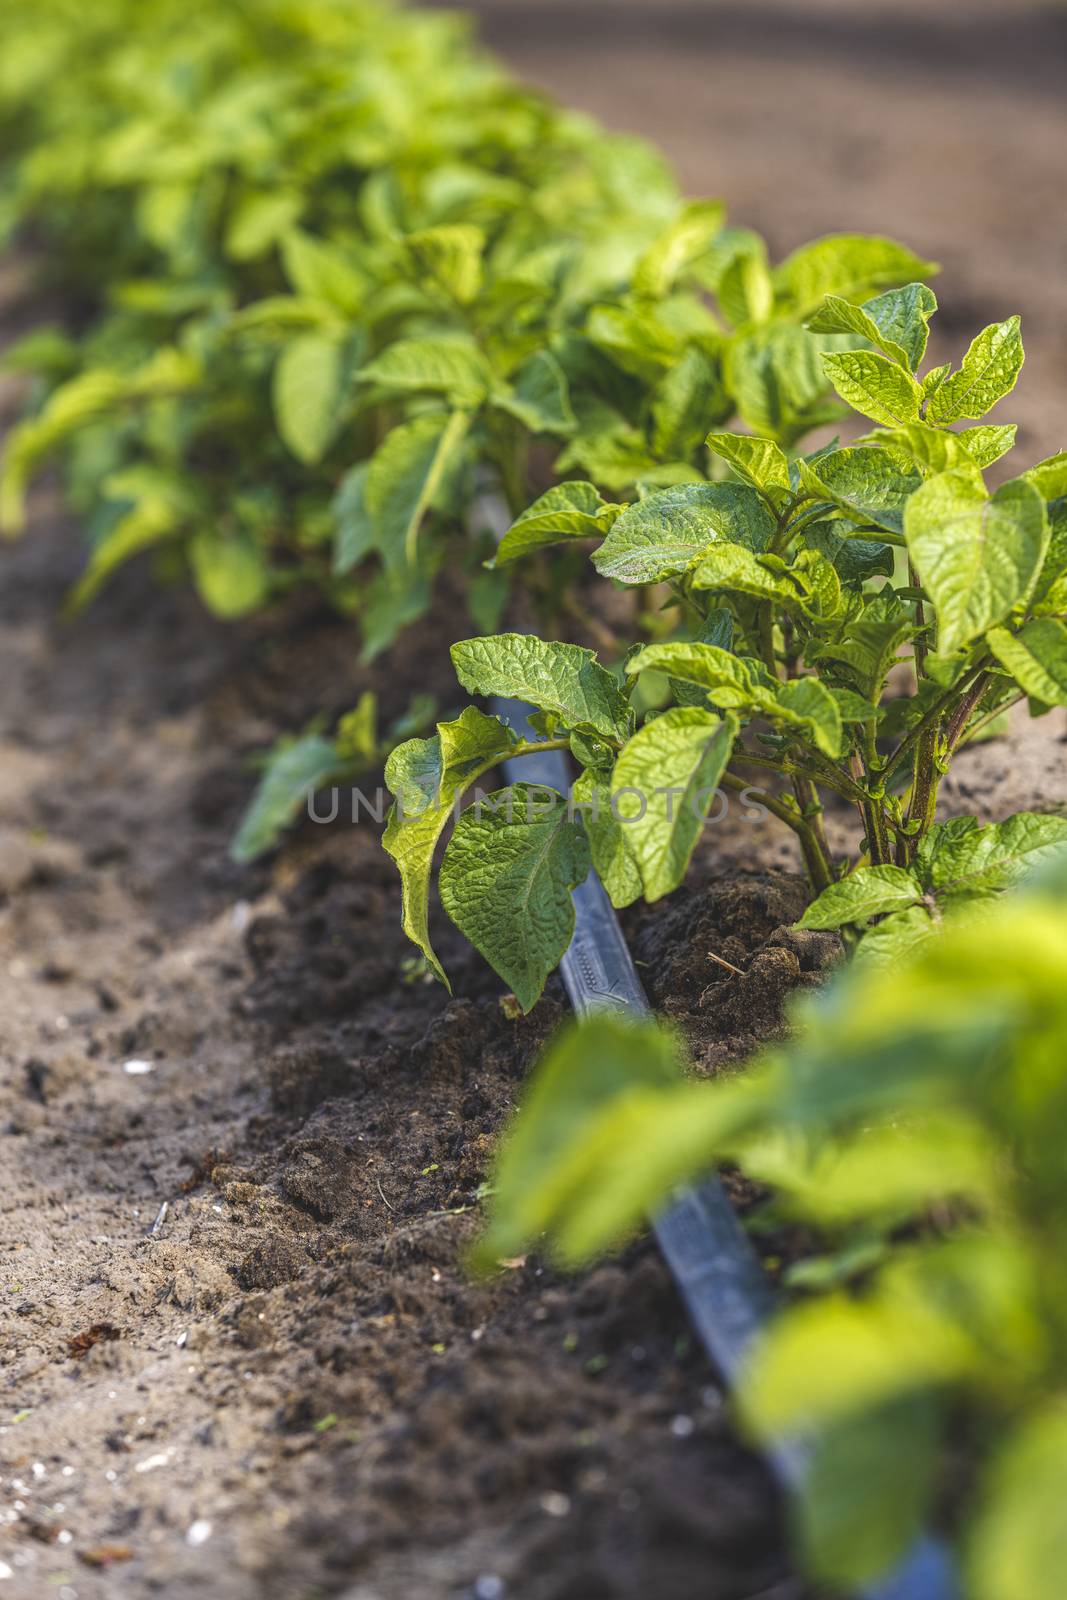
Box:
884, 662, 987, 782
721, 771, 831, 889
944, 670, 992, 754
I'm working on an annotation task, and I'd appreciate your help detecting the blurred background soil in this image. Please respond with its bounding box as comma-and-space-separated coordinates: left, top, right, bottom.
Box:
459, 0, 1067, 466
2, 4, 1065, 1597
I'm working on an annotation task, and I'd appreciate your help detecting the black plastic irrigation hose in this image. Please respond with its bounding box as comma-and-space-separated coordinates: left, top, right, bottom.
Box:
477, 488, 959, 1600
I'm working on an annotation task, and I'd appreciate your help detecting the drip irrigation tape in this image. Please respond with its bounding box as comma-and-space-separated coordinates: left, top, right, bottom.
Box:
492, 693, 960, 1600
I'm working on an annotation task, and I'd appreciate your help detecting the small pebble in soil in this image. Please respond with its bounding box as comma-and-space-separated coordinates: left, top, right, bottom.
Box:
186, 1520, 212, 1548
539, 1492, 571, 1518
473, 1578, 504, 1600
671, 1414, 695, 1438
122, 1060, 154, 1076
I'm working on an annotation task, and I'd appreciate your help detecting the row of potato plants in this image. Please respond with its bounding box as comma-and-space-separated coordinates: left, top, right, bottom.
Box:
2, 1, 1066, 1593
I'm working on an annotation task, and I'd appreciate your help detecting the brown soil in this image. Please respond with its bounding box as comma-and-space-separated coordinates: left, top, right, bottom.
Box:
3, 8, 1066, 1597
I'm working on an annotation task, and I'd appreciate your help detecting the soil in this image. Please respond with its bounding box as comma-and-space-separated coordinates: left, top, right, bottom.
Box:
3, 7, 1066, 1597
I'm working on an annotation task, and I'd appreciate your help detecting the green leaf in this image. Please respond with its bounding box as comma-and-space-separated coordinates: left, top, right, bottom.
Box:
476, 1012, 761, 1268
439, 784, 590, 1012
383, 708, 519, 987
189, 531, 269, 618
630, 642, 843, 755
774, 234, 938, 316
279, 228, 364, 314
705, 431, 791, 498
231, 733, 344, 865
808, 283, 937, 372
798, 866, 923, 929
650, 345, 727, 459
808, 590, 917, 699
450, 634, 631, 741
403, 223, 485, 305
632, 199, 726, 297
904, 471, 1049, 654
494, 481, 623, 566
494, 349, 577, 436
690, 543, 842, 622
727, 324, 837, 442
475, 1012, 684, 1263
273, 334, 343, 464
798, 445, 921, 535
332, 462, 375, 575
821, 350, 922, 428
967, 1406, 1067, 1600
611, 708, 737, 900
365, 411, 471, 570
360, 336, 489, 405
957, 425, 1018, 469
594, 482, 774, 585
850, 905, 939, 970
571, 769, 642, 909
799, 1397, 941, 1589
66, 497, 180, 613
1026, 450, 1067, 502
225, 190, 303, 261
927, 316, 1024, 424
915, 813, 1067, 902
988, 619, 1067, 706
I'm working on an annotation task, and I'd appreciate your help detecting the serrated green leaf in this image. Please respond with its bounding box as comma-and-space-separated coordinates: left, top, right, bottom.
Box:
451, 634, 631, 741
365, 411, 471, 570
821, 350, 922, 428
273, 334, 343, 464
904, 471, 1049, 654
383, 708, 519, 988
611, 707, 736, 900
988, 619, 1067, 706
494, 481, 622, 566
231, 733, 344, 865
439, 784, 590, 1011
594, 482, 774, 585
799, 866, 923, 929
927, 316, 1024, 424
360, 336, 489, 405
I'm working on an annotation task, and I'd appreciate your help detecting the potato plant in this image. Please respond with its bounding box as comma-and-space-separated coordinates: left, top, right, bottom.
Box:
475, 864, 1067, 1599
0, 0, 933, 675
385, 289, 1067, 1006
